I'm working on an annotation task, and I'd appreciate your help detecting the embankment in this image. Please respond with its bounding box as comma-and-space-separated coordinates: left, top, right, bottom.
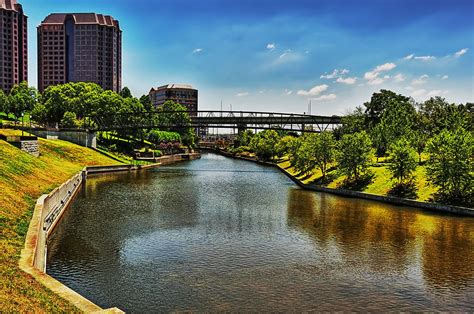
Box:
18, 152, 201, 313
206, 148, 474, 217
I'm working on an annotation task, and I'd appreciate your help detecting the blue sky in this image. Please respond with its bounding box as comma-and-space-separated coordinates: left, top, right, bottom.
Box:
22, 0, 473, 115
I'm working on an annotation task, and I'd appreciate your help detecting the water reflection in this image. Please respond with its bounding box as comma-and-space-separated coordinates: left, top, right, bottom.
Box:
47, 153, 474, 312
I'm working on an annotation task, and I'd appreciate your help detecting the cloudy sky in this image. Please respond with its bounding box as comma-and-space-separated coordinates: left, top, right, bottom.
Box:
22, 0, 473, 115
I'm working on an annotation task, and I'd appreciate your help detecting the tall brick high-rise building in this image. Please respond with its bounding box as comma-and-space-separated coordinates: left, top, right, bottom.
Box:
37, 13, 121, 92
0, 0, 27, 93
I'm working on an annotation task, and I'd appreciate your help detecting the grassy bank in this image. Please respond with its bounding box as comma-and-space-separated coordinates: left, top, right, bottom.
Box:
0, 129, 121, 312
276, 158, 438, 202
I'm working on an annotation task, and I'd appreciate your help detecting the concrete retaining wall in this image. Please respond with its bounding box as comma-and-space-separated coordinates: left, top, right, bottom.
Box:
20, 152, 201, 312
32, 130, 96, 148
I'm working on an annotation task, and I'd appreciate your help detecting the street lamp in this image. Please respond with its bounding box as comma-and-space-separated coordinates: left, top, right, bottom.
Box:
21, 112, 24, 136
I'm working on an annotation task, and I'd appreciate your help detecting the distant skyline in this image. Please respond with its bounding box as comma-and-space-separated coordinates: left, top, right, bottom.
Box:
21, 0, 474, 115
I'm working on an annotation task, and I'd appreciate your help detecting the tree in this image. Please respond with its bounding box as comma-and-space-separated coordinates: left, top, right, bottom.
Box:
418, 97, 469, 136
336, 131, 374, 181
0, 90, 7, 114
312, 131, 336, 180
139, 94, 153, 111
61, 111, 78, 128
388, 138, 418, 185
120, 87, 133, 98
364, 89, 411, 128
8, 81, 39, 120
339, 106, 366, 135
426, 128, 473, 205
275, 135, 297, 157
250, 130, 280, 161
238, 129, 254, 147
156, 100, 192, 135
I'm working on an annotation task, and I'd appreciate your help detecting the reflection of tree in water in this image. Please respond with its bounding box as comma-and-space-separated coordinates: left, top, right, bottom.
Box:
287, 188, 471, 282
421, 217, 474, 290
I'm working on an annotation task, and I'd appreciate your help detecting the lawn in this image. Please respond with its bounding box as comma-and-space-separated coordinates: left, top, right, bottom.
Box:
0, 129, 121, 312
277, 157, 438, 202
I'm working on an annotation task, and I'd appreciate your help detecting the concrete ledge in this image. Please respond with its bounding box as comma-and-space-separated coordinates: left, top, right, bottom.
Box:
19, 152, 201, 312
210, 149, 474, 217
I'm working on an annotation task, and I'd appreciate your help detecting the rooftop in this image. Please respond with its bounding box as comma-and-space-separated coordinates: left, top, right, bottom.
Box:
40, 13, 119, 28
151, 84, 196, 91
0, 0, 22, 11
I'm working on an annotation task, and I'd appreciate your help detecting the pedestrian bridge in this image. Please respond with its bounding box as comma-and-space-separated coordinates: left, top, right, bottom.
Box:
86, 110, 342, 133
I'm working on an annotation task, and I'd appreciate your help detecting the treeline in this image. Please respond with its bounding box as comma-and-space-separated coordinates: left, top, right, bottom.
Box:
0, 81, 195, 150
231, 90, 473, 206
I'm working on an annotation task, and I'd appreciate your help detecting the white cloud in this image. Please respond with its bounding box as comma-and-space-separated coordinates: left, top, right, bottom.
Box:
279, 49, 292, 59
192, 48, 203, 54
312, 93, 337, 101
403, 54, 414, 60
455, 48, 468, 57
258, 90, 266, 94
411, 74, 429, 85
364, 62, 396, 84
411, 89, 427, 97
336, 77, 357, 85
284, 89, 293, 95
266, 43, 275, 50
414, 55, 436, 61
297, 84, 328, 96
237, 92, 249, 97
393, 73, 405, 82
321, 69, 350, 79
426, 90, 443, 97
442, 75, 449, 80
367, 77, 385, 85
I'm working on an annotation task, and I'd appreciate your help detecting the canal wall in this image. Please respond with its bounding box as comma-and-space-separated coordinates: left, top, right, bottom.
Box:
208, 149, 474, 217
31, 129, 97, 148
19, 152, 200, 313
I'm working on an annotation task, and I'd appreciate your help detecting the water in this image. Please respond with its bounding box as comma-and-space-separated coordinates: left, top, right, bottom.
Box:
47, 153, 474, 312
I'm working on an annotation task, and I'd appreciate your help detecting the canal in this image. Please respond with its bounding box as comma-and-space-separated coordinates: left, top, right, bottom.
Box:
47, 152, 474, 312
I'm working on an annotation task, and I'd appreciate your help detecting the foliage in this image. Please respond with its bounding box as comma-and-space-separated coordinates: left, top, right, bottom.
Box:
336, 131, 374, 181
147, 129, 181, 144
275, 135, 297, 157
339, 106, 366, 135
426, 128, 473, 205
237, 129, 254, 147
119, 86, 133, 98
418, 97, 471, 136
311, 132, 336, 180
0, 89, 7, 114
388, 138, 418, 185
8, 81, 39, 119
60, 111, 78, 128
250, 130, 280, 161
139, 94, 153, 111
364, 89, 411, 128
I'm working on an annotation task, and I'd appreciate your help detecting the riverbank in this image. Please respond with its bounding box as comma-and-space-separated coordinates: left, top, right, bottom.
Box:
0, 129, 122, 312
207, 148, 473, 216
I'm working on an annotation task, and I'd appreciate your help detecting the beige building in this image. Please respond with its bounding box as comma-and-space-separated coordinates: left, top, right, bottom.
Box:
149, 84, 198, 114
0, 0, 27, 93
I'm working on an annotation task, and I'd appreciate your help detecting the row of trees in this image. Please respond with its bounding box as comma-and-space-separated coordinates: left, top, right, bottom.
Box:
233, 90, 473, 206
1, 81, 195, 151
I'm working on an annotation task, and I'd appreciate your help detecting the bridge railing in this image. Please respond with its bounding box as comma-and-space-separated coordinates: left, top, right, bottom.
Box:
84, 110, 342, 132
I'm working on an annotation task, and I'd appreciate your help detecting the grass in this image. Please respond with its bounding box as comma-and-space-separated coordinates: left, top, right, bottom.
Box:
0, 128, 121, 312
277, 156, 438, 202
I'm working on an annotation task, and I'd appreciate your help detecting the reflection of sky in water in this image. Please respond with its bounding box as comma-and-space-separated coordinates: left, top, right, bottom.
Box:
47, 153, 474, 312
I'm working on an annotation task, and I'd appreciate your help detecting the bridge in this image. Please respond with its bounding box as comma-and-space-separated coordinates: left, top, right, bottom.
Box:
85, 110, 342, 133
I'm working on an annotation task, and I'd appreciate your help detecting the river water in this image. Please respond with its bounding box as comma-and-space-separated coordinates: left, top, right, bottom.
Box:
47, 152, 474, 312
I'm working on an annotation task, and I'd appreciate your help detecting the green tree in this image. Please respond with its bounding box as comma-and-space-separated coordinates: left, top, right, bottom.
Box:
0, 90, 8, 115
139, 94, 153, 111
312, 131, 336, 180
418, 97, 469, 136
156, 100, 192, 135
388, 138, 418, 185
364, 89, 411, 128
250, 130, 280, 161
275, 135, 297, 157
426, 128, 473, 205
31, 103, 48, 125
8, 81, 39, 120
61, 111, 78, 128
238, 129, 254, 147
337, 131, 374, 181
120, 87, 133, 98
339, 106, 366, 135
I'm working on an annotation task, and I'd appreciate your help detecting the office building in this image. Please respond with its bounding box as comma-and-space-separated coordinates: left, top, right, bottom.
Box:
37, 13, 121, 92
0, 0, 27, 93
149, 84, 198, 114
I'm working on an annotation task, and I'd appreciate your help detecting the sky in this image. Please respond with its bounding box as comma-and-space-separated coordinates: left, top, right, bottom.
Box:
21, 0, 474, 115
